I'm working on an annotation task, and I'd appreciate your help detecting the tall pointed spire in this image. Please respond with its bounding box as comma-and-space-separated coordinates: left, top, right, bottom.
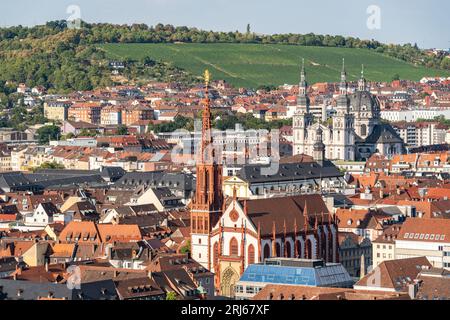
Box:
283, 220, 287, 258
294, 218, 299, 258
272, 221, 277, 257
337, 58, 350, 113
297, 58, 310, 112
358, 64, 367, 92
303, 201, 309, 232
190, 69, 224, 246
339, 58, 347, 95
200, 69, 213, 164
300, 58, 306, 93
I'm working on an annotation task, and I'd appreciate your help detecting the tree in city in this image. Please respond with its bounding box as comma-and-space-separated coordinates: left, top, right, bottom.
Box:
166, 292, 177, 300
117, 125, 128, 135
36, 125, 61, 144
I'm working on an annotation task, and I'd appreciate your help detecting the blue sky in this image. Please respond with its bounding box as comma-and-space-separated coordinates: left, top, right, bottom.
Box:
0, 0, 449, 49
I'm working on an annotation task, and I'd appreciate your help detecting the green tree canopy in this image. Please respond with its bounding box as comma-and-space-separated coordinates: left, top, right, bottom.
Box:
36, 125, 61, 144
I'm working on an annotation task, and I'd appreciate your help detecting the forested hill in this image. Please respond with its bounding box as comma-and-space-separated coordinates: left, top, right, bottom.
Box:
0, 20, 449, 98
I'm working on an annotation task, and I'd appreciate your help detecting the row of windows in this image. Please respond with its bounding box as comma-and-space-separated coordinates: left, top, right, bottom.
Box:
377, 253, 393, 259
404, 233, 446, 241
235, 285, 262, 295
212, 241, 256, 265
376, 244, 393, 250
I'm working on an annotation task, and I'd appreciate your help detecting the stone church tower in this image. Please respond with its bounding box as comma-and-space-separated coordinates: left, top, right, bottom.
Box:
292, 59, 402, 161
331, 59, 355, 161
190, 70, 224, 270
293, 59, 314, 156
351, 65, 381, 140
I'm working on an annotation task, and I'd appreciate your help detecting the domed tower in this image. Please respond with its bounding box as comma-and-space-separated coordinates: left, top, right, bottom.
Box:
332, 59, 355, 161
350, 65, 381, 139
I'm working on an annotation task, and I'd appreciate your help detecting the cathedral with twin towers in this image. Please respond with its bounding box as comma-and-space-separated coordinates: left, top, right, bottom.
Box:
293, 59, 404, 162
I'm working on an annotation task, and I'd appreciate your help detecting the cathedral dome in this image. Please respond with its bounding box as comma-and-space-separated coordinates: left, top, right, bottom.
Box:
349, 91, 380, 115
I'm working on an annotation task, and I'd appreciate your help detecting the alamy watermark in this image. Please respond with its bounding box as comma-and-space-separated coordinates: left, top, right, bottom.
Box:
66, 5, 82, 30
367, 5, 381, 30
170, 120, 280, 176
66, 265, 81, 290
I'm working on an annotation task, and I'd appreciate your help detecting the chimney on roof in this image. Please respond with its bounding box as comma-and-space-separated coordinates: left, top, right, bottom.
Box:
408, 283, 419, 300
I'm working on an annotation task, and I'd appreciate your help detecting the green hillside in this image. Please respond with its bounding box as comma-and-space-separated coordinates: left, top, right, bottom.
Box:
99, 43, 450, 88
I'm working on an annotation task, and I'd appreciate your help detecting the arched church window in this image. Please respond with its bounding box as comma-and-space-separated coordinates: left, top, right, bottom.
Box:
248, 245, 255, 265
296, 240, 302, 258
275, 243, 281, 257
230, 238, 239, 256
305, 239, 313, 259
285, 241, 292, 258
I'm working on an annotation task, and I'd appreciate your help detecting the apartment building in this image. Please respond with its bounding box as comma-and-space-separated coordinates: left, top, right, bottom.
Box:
43, 101, 72, 122
68, 103, 103, 124
391, 121, 447, 147
396, 218, 450, 270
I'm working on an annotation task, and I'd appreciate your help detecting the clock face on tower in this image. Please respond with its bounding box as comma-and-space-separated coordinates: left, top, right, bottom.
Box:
230, 210, 239, 222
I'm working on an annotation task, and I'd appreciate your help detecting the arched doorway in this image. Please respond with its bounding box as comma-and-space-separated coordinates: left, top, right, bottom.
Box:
221, 267, 239, 298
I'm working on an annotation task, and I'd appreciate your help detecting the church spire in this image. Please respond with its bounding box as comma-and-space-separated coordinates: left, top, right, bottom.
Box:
337, 58, 350, 113
339, 58, 347, 95
299, 58, 307, 94
191, 70, 223, 223
358, 64, 367, 92
200, 70, 213, 164
297, 58, 310, 112
303, 201, 309, 232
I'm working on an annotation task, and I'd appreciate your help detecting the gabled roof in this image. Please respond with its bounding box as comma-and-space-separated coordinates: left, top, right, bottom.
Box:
241, 194, 330, 237
96, 224, 142, 243
335, 208, 388, 230
355, 257, 431, 291
364, 124, 404, 144
397, 218, 450, 243
114, 277, 164, 300
38, 202, 61, 217
416, 270, 450, 300
239, 161, 343, 184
